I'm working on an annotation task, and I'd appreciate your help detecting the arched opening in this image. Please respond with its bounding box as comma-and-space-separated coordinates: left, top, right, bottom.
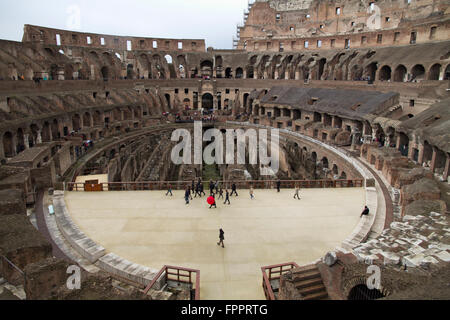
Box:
423, 141, 433, 164
411, 64, 425, 81
398, 132, 409, 157
64, 64, 74, 80
445, 64, 450, 80
50, 64, 58, 80
348, 284, 385, 300
165, 94, 171, 109
51, 119, 60, 139
202, 93, 214, 110
321, 157, 329, 169
72, 114, 81, 131
235, 67, 243, 79
83, 112, 92, 127
101, 66, 109, 80
3, 132, 14, 158
318, 58, 326, 80
200, 60, 213, 78
16, 128, 25, 154
127, 64, 135, 79
225, 68, 232, 78
428, 64, 441, 80
340, 171, 347, 179
183, 98, 191, 110
332, 164, 338, 175
93, 111, 102, 126
42, 122, 51, 142
394, 65, 407, 82
243, 93, 249, 109
364, 62, 377, 81
311, 152, 317, 162
247, 66, 254, 79
379, 65, 391, 81
313, 112, 322, 123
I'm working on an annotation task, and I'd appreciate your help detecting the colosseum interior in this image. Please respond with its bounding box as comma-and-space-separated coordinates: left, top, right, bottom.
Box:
0, 0, 449, 302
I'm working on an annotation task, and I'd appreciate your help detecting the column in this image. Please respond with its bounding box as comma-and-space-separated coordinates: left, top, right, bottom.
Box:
443, 153, 449, 181
430, 147, 437, 173
36, 130, 42, 144
417, 143, 425, 164
24, 134, 30, 149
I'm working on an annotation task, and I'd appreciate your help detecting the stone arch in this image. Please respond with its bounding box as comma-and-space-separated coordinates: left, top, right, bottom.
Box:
340, 171, 347, 179
394, 65, 407, 82
428, 64, 441, 80
236, 67, 244, 79
321, 157, 329, 169
444, 64, 450, 80
72, 114, 81, 131
202, 93, 214, 110
165, 94, 171, 109
83, 112, 92, 127
3, 131, 14, 158
127, 64, 135, 79
379, 65, 391, 81
41, 121, 51, 142
348, 284, 385, 300
411, 64, 425, 81
225, 67, 232, 78
364, 62, 377, 81
101, 66, 109, 80
200, 60, 213, 78
318, 58, 326, 80
51, 119, 60, 139
16, 128, 25, 153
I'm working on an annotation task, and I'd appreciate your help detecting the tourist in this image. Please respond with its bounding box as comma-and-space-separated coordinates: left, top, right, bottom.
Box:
199, 183, 206, 196
218, 188, 224, 200
188, 186, 193, 200
185, 187, 190, 205
209, 179, 215, 195
191, 180, 195, 195
360, 206, 370, 217
209, 194, 217, 209
224, 190, 231, 205
217, 228, 225, 248
166, 184, 173, 196
250, 186, 255, 200
231, 183, 238, 196
294, 185, 301, 200
215, 180, 220, 194
276, 179, 281, 192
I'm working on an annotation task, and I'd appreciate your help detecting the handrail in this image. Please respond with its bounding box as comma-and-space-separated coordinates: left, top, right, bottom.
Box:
67, 179, 364, 191
143, 265, 200, 300
261, 262, 299, 301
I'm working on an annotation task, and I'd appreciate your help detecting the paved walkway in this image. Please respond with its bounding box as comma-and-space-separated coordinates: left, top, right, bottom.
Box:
65, 188, 364, 300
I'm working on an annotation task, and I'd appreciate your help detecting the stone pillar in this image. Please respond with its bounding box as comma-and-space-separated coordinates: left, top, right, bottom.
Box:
295, 70, 300, 80
36, 130, 42, 144
24, 134, 30, 149
443, 153, 450, 181
417, 143, 425, 164
243, 70, 247, 79
263, 70, 268, 79
274, 70, 279, 79
331, 116, 336, 129
430, 147, 438, 173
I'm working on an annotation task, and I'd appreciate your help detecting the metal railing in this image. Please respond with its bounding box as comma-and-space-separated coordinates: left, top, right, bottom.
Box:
0, 255, 26, 286
67, 179, 364, 192
261, 262, 300, 300
143, 265, 200, 300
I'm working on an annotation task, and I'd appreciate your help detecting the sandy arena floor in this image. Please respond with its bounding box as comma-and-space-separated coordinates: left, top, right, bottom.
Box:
65, 188, 364, 300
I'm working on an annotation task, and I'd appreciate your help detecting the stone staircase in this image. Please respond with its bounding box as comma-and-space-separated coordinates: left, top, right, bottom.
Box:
291, 265, 328, 300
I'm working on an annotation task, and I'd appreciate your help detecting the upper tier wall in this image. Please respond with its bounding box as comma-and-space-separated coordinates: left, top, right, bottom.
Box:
23, 25, 206, 53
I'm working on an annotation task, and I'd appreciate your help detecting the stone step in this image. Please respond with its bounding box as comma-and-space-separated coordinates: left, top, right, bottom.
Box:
293, 269, 321, 281
303, 291, 328, 300
297, 284, 326, 296
294, 277, 323, 290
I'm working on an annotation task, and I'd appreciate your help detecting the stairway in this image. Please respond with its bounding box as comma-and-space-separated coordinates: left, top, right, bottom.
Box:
292, 265, 328, 300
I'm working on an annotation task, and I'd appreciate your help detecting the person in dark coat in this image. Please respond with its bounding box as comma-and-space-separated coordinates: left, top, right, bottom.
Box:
224, 190, 231, 205
231, 183, 238, 196
184, 188, 190, 205
218, 188, 224, 200
217, 228, 225, 248
199, 183, 206, 196
276, 179, 281, 192
360, 206, 370, 217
